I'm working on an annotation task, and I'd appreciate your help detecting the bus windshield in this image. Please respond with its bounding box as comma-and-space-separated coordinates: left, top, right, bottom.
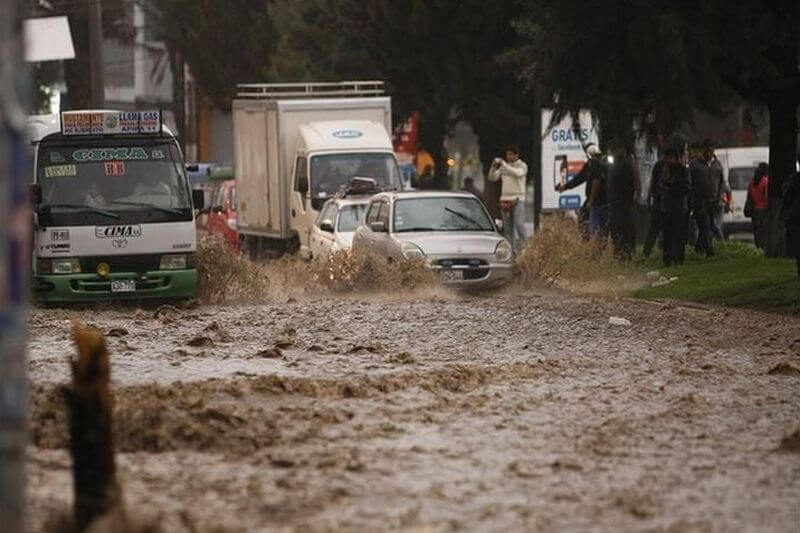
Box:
37, 139, 192, 223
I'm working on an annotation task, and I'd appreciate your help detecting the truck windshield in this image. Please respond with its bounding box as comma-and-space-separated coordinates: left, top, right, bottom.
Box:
37, 139, 192, 225
310, 153, 400, 205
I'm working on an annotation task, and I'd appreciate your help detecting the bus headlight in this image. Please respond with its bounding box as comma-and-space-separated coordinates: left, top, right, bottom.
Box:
494, 240, 513, 263
160, 254, 187, 270
51, 258, 82, 274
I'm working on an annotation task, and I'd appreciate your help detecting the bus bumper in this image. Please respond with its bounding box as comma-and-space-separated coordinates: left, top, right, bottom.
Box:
33, 269, 197, 304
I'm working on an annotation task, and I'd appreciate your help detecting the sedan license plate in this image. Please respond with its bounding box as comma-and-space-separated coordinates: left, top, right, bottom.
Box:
110, 279, 136, 293
440, 269, 463, 282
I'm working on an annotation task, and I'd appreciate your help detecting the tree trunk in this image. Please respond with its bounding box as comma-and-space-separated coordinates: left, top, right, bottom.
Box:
63, 323, 119, 531
765, 94, 799, 257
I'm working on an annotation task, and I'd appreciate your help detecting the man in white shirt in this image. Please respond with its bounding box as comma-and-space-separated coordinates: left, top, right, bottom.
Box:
488, 146, 530, 252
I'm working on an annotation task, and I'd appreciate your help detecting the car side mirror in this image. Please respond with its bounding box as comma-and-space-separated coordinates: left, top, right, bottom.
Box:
495, 218, 503, 232
298, 176, 309, 194
319, 220, 334, 233
192, 189, 205, 210
185, 163, 199, 172
30, 183, 42, 206
369, 221, 386, 233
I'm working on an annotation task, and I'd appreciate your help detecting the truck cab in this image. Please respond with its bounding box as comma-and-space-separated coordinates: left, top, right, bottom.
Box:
290, 120, 401, 254
233, 81, 402, 258
28, 110, 204, 303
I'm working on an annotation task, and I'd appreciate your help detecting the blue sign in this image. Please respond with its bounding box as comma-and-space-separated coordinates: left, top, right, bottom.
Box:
558, 194, 582, 209
332, 129, 363, 139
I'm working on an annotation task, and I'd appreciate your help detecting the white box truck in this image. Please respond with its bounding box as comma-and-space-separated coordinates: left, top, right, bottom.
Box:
232, 81, 402, 257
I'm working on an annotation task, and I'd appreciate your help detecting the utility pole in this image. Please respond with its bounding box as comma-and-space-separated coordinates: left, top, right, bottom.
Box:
0, 0, 30, 530
88, 0, 104, 107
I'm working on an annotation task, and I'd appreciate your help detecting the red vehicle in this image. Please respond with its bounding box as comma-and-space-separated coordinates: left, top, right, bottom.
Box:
207, 179, 238, 248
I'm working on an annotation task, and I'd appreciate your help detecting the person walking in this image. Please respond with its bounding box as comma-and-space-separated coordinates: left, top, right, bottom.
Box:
488, 145, 530, 252
661, 137, 691, 267
781, 152, 800, 278
690, 142, 715, 257
643, 153, 667, 257
747, 163, 769, 250
556, 143, 605, 239
607, 145, 640, 259
704, 139, 728, 239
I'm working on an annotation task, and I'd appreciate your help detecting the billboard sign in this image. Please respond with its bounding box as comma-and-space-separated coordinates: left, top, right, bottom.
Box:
540, 109, 599, 210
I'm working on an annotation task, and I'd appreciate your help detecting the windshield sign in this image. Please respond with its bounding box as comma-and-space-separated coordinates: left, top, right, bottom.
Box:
394, 197, 494, 233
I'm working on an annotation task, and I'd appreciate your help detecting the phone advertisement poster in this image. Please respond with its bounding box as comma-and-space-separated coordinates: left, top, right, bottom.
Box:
540, 109, 599, 210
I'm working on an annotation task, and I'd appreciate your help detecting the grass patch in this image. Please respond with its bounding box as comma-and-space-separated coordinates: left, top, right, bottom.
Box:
634, 240, 800, 314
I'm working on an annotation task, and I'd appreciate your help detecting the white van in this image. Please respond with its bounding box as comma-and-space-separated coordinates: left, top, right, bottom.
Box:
715, 147, 768, 236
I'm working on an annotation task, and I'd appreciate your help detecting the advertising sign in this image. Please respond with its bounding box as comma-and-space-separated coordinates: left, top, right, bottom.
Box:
540, 109, 599, 210
61, 110, 162, 136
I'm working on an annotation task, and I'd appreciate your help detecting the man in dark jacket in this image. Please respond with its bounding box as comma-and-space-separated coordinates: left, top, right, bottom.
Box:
661, 137, 692, 266
557, 143, 606, 239
643, 153, 667, 257
781, 152, 800, 278
704, 139, 728, 239
689, 142, 715, 256
608, 146, 640, 259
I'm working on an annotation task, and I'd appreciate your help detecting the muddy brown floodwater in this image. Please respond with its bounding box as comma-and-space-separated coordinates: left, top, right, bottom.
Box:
26, 289, 800, 532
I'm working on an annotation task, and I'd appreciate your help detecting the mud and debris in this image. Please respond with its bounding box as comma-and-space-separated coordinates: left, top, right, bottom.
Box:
25, 236, 800, 532
26, 284, 800, 532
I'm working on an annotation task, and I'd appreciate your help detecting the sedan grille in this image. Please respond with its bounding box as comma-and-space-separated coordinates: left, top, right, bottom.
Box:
436, 258, 488, 267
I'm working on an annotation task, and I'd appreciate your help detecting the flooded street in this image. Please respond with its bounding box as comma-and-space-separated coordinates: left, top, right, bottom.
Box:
26, 290, 800, 532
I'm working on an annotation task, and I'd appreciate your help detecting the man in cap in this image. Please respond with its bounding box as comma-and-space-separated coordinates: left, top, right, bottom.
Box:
557, 142, 607, 238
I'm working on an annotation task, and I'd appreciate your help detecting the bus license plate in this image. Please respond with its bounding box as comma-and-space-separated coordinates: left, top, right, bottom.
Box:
111, 280, 136, 293
440, 269, 463, 282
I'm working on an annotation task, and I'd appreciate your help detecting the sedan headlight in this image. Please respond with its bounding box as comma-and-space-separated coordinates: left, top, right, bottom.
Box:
51, 258, 81, 274
160, 254, 187, 270
400, 241, 425, 260
494, 240, 513, 263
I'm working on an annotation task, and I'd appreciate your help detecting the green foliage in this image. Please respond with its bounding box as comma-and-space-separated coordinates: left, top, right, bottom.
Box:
272, 0, 531, 175
144, 0, 277, 109
635, 242, 800, 314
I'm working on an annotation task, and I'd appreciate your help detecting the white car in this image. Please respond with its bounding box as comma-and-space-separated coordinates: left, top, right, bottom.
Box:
351, 191, 514, 288
309, 197, 370, 259
717, 147, 768, 236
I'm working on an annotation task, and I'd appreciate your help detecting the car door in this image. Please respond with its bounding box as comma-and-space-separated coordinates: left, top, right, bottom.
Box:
311, 202, 337, 258
353, 200, 381, 253
208, 185, 225, 238
290, 155, 313, 251
370, 200, 391, 257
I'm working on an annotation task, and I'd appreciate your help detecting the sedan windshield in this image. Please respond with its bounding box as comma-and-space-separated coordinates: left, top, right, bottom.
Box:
337, 204, 368, 232
393, 197, 494, 233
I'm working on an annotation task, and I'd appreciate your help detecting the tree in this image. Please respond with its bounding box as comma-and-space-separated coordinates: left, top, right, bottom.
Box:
33, 0, 133, 109
512, 1, 800, 255
144, 0, 278, 110
273, 0, 531, 183
695, 1, 800, 255
511, 0, 727, 149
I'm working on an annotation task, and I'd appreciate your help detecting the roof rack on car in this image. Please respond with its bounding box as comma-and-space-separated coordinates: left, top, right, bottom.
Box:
335, 177, 384, 198
235, 81, 385, 99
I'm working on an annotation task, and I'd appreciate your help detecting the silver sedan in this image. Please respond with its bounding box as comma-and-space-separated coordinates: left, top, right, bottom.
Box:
351, 191, 514, 287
